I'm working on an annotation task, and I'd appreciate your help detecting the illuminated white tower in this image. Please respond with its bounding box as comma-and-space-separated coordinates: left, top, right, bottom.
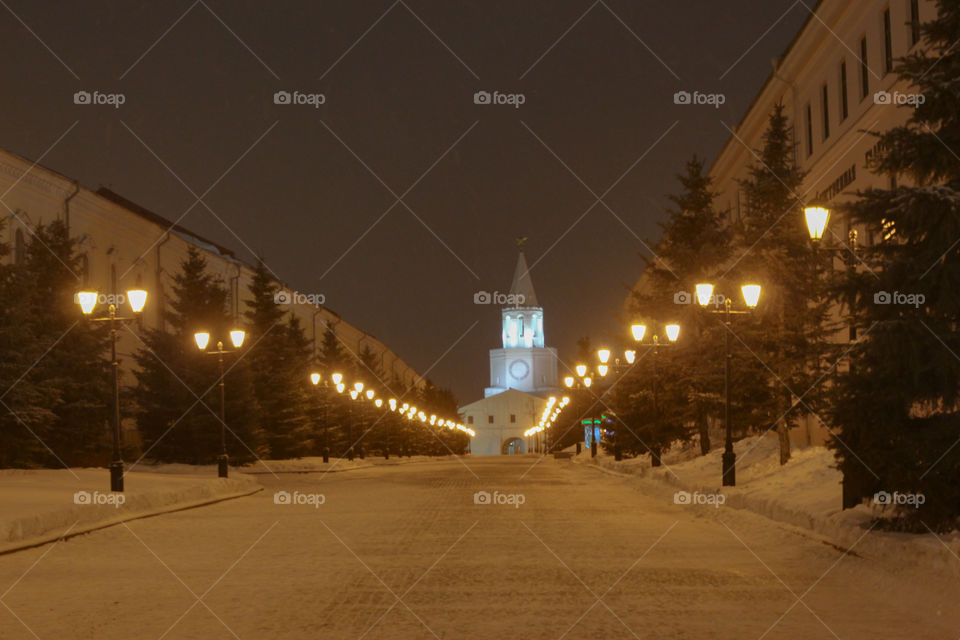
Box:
485, 249, 559, 397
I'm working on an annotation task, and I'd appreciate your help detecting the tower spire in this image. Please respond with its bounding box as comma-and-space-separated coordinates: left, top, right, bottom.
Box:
509, 243, 538, 307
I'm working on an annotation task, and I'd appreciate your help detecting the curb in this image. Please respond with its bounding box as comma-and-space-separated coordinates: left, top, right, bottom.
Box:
0, 485, 263, 557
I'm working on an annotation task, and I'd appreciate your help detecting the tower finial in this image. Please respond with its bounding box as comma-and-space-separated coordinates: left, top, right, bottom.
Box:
515, 236, 527, 250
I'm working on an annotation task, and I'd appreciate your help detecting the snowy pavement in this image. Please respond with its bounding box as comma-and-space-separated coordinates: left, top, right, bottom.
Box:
1, 456, 958, 639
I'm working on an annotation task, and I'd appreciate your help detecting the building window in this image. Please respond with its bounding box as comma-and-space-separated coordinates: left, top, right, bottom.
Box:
883, 8, 894, 74
510, 414, 516, 423
468, 415, 474, 424
805, 103, 814, 157
910, 0, 921, 46
488, 415, 494, 424
840, 61, 849, 121
821, 84, 830, 140
860, 36, 870, 99
14, 229, 25, 265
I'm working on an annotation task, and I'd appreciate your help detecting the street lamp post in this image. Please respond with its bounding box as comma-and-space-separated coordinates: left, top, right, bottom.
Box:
629, 323, 680, 466
76, 289, 148, 492
310, 371, 342, 463
194, 329, 246, 478
803, 204, 863, 509
695, 283, 761, 486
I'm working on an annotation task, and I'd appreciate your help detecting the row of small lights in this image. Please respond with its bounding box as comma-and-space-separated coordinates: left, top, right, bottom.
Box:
309, 372, 476, 437
523, 395, 570, 437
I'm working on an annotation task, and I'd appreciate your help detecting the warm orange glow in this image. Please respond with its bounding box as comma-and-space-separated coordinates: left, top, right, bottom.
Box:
597, 364, 609, 377
583, 377, 592, 388
76, 291, 98, 315
229, 330, 245, 348
575, 364, 587, 377
365, 389, 374, 400
665, 324, 680, 343
741, 284, 762, 309
630, 323, 646, 342
563, 376, 575, 388
310, 372, 321, 385
695, 283, 715, 307
332, 372, 343, 385
597, 348, 611, 364
127, 289, 147, 313
804, 206, 830, 240
354, 382, 364, 393
194, 332, 210, 350
624, 349, 636, 364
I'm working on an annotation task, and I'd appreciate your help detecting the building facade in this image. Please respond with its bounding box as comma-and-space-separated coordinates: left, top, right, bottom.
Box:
0, 146, 424, 445
704, 0, 935, 446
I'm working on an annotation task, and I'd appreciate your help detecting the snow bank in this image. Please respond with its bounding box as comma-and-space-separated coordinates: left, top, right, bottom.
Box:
573, 436, 960, 577
236, 455, 457, 474
0, 467, 260, 553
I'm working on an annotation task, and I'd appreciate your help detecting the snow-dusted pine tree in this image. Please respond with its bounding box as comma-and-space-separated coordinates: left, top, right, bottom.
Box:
831, 0, 960, 530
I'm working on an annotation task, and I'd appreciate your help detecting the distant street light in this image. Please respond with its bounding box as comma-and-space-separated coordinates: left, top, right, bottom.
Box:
194, 329, 246, 478
76, 288, 148, 491
310, 371, 341, 463
630, 322, 680, 466
696, 282, 761, 486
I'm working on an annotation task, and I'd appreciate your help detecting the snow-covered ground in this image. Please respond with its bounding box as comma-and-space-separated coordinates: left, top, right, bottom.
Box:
1, 456, 958, 639
0, 467, 259, 553
574, 435, 960, 578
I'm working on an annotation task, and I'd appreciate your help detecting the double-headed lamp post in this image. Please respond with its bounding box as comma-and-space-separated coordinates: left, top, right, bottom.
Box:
629, 322, 680, 466
76, 289, 148, 491
566, 364, 595, 455
194, 329, 246, 478
310, 371, 342, 463
695, 282, 761, 486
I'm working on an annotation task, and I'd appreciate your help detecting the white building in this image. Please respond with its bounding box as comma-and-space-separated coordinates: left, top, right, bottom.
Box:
0, 146, 425, 446
704, 0, 935, 446
460, 250, 560, 455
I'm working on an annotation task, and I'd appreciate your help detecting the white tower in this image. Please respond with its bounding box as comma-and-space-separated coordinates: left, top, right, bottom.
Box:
485, 249, 559, 397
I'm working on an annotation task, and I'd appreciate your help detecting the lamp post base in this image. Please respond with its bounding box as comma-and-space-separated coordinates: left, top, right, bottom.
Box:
591, 441, 597, 458
110, 461, 124, 492
721, 450, 736, 486
322, 447, 330, 464
217, 454, 229, 478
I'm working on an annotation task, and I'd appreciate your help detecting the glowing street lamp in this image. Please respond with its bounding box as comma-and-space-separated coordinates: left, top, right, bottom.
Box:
194, 328, 247, 477
575, 364, 587, 377
597, 348, 611, 364
75, 288, 148, 492
563, 376, 575, 388
630, 323, 646, 342
696, 282, 762, 486
804, 205, 830, 241
630, 322, 681, 467
310, 370, 335, 462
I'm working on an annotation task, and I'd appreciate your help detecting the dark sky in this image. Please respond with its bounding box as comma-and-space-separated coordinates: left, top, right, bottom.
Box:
0, 1, 808, 403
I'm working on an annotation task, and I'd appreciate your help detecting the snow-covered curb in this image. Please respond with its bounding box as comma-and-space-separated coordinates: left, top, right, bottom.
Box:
0, 471, 261, 555
573, 439, 960, 578
237, 455, 459, 474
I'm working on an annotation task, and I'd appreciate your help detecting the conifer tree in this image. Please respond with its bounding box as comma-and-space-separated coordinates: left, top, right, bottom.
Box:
133, 248, 264, 464
830, 0, 960, 529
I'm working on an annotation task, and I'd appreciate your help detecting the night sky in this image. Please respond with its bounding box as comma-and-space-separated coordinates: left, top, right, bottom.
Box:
0, 1, 808, 403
